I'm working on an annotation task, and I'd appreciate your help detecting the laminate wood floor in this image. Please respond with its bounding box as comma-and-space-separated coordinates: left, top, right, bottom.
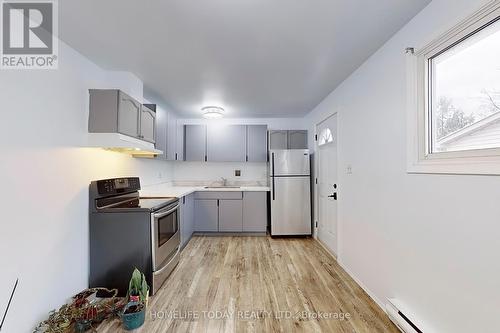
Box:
97, 236, 398, 333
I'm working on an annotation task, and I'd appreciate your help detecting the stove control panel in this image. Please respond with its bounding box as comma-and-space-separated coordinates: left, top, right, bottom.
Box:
96, 177, 140, 195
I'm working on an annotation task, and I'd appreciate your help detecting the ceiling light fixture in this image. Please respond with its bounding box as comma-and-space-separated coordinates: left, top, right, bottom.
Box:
202, 106, 225, 119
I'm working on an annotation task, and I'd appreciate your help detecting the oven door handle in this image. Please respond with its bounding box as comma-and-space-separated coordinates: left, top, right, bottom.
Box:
153, 204, 179, 219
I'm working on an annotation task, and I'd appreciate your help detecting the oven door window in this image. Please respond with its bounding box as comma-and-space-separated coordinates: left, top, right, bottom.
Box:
157, 210, 178, 247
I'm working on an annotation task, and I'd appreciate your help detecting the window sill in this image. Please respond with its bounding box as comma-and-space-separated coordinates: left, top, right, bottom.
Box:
407, 155, 500, 175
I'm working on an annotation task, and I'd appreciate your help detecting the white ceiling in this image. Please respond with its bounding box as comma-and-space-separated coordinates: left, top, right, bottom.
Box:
60, 0, 430, 118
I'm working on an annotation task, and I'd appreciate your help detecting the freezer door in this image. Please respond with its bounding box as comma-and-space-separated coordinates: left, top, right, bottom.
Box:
270, 149, 310, 176
271, 176, 311, 235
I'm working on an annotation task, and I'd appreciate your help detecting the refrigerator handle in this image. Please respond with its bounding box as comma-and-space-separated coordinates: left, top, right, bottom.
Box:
272, 153, 275, 200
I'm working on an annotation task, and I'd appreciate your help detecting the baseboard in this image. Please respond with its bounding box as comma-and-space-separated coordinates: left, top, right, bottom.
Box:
315, 238, 338, 259
312, 239, 386, 312
336, 258, 386, 311
192, 232, 267, 237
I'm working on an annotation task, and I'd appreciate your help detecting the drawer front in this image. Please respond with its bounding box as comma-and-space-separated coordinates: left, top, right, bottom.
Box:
195, 191, 243, 200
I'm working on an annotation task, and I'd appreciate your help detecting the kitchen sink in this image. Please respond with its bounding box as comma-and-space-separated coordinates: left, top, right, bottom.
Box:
204, 186, 241, 189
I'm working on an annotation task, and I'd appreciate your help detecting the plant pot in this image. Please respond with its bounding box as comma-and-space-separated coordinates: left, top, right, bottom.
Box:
121, 302, 145, 331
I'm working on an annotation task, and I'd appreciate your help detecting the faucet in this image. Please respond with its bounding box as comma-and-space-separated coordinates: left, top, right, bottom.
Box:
220, 177, 227, 186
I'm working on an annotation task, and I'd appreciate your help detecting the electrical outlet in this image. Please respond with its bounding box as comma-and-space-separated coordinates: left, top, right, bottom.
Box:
235, 170, 241, 177
346, 165, 353, 174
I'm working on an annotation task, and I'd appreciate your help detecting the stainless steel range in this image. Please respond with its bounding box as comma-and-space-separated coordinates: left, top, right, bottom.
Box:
89, 177, 180, 295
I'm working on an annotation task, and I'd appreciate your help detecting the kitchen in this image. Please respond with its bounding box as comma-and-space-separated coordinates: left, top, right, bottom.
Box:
2, 0, 500, 332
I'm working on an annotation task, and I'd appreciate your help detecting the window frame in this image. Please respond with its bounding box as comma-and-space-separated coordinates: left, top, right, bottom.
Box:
407, 0, 500, 175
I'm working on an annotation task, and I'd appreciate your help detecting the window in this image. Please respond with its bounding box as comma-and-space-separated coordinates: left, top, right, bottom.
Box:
407, 1, 500, 174
429, 17, 500, 153
318, 128, 334, 146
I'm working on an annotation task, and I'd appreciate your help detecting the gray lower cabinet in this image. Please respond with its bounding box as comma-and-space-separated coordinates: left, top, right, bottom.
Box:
247, 125, 268, 162
185, 125, 207, 161
207, 125, 246, 162
288, 130, 308, 149
180, 193, 195, 248
219, 200, 243, 232
269, 130, 288, 149
194, 199, 218, 232
243, 192, 267, 232
193, 191, 267, 233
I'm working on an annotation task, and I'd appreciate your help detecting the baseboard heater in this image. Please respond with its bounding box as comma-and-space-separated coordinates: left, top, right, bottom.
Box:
385, 299, 424, 333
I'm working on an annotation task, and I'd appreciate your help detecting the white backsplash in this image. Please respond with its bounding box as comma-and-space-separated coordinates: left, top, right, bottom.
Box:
173, 161, 268, 186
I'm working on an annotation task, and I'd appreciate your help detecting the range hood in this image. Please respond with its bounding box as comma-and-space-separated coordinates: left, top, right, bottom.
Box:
87, 133, 163, 157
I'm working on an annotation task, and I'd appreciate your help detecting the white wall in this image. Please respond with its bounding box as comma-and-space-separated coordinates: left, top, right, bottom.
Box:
0, 41, 173, 332
305, 0, 500, 332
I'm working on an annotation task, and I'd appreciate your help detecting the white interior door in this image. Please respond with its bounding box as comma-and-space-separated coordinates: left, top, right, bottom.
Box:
316, 114, 338, 255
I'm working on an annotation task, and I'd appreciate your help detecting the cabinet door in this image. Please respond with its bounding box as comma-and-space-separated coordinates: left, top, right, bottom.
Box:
219, 200, 243, 232
269, 130, 288, 149
180, 194, 195, 248
243, 192, 267, 232
185, 125, 207, 161
187, 194, 195, 237
176, 122, 184, 161
140, 105, 156, 143
118, 91, 140, 138
180, 196, 189, 248
166, 111, 177, 161
207, 125, 246, 162
288, 130, 308, 149
152, 105, 166, 160
247, 125, 268, 162
194, 199, 218, 232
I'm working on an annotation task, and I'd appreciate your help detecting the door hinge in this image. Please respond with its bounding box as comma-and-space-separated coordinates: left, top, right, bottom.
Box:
246, 155, 248, 162
315, 134, 318, 141
205, 155, 207, 162
217, 199, 219, 207
315, 178, 318, 185
175, 153, 178, 161
315, 221, 318, 228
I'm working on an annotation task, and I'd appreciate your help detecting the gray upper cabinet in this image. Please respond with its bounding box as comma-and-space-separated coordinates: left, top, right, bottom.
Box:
118, 91, 141, 138
207, 125, 246, 162
219, 199, 243, 232
140, 105, 156, 143
182, 123, 268, 162
243, 192, 267, 232
166, 111, 177, 161
247, 125, 268, 162
184, 125, 207, 161
269, 129, 308, 149
269, 130, 288, 149
89, 89, 155, 144
194, 199, 218, 232
151, 104, 166, 160
176, 123, 184, 161
288, 130, 308, 149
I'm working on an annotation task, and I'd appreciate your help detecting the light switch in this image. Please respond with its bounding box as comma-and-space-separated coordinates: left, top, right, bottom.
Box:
235, 170, 241, 177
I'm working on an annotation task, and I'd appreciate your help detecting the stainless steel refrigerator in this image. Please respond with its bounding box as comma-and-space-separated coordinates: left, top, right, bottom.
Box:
269, 149, 312, 236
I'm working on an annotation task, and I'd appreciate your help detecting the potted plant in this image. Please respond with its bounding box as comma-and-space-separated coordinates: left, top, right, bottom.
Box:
122, 268, 149, 330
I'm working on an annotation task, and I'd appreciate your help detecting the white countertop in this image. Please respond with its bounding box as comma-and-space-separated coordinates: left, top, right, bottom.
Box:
140, 183, 270, 198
